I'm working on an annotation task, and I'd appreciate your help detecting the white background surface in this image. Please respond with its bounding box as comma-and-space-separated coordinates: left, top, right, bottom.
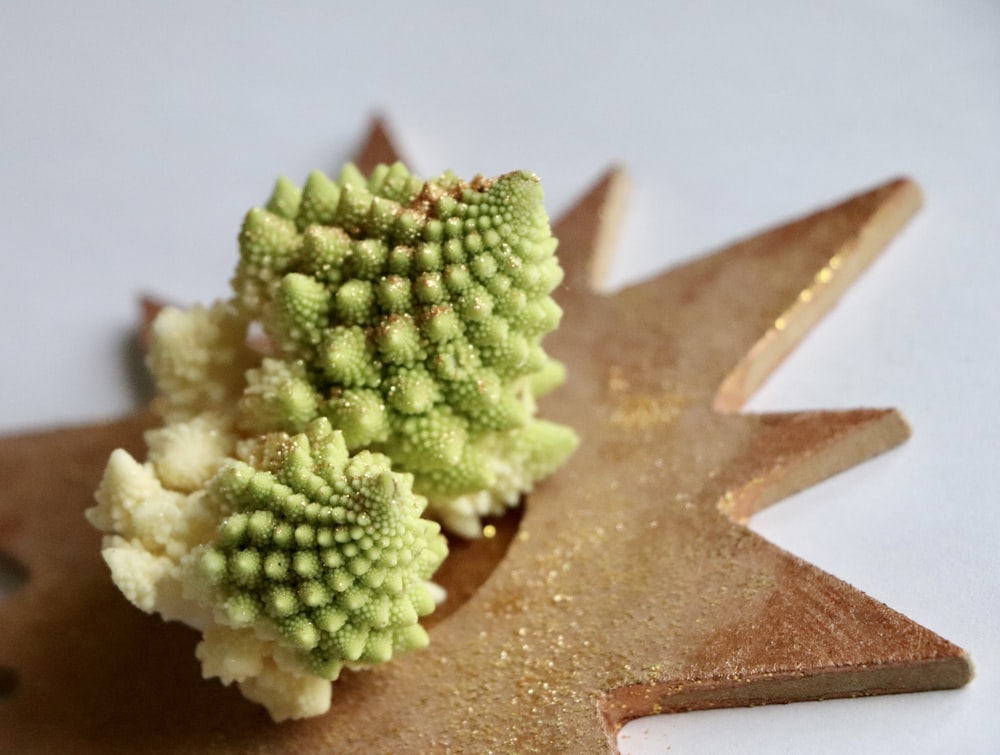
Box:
2, 2, 998, 752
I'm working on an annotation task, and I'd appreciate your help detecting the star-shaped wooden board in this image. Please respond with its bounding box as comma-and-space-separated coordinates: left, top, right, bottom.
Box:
0, 120, 972, 753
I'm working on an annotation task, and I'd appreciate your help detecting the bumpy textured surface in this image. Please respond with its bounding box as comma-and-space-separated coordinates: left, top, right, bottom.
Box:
86, 414, 447, 721
80, 159, 577, 720
198, 419, 446, 679
231, 164, 578, 535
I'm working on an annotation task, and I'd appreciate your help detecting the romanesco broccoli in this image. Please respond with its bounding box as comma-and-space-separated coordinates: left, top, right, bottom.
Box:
87, 161, 576, 720
232, 164, 579, 535
196, 418, 446, 678
88, 418, 446, 720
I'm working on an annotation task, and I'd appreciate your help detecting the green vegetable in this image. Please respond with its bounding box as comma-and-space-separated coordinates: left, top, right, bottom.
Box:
87, 162, 576, 720
198, 418, 446, 680
232, 164, 578, 536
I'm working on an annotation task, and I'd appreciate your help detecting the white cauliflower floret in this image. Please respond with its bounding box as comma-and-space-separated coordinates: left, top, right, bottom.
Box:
100, 536, 175, 613
99, 535, 213, 630
196, 624, 269, 683
88, 449, 221, 558
147, 301, 257, 423
238, 666, 331, 723
88, 449, 185, 552
86, 449, 162, 534
196, 625, 331, 721
145, 410, 237, 492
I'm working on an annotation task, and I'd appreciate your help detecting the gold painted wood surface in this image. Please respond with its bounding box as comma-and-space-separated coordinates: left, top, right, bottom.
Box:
0, 120, 971, 753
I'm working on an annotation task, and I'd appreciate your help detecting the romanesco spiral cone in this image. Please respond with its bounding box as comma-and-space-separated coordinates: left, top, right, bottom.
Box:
232, 163, 579, 535
196, 418, 447, 680
88, 415, 447, 721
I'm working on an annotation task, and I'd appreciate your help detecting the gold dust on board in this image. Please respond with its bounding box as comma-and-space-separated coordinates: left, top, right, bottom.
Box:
607, 365, 631, 394
610, 393, 685, 428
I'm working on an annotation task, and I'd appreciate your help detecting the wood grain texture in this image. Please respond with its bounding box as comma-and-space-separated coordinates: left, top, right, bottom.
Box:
0, 120, 971, 753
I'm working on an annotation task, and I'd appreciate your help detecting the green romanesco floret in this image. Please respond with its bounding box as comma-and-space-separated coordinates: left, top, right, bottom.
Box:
87, 417, 446, 721
195, 418, 447, 680
230, 163, 579, 536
